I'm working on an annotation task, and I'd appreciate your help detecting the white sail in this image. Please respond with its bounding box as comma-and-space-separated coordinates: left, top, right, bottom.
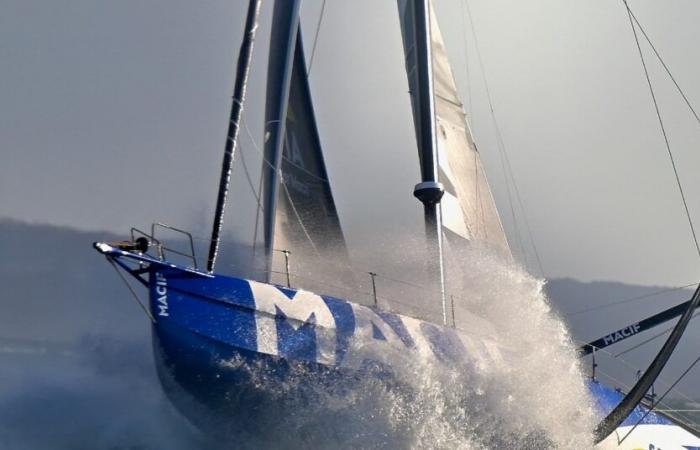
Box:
398, 0, 511, 257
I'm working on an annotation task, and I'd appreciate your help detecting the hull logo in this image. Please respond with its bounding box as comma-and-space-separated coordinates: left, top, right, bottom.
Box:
603, 323, 641, 346
155, 272, 169, 317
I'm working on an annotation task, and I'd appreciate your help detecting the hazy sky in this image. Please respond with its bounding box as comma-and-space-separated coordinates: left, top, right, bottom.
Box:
2, 0, 700, 287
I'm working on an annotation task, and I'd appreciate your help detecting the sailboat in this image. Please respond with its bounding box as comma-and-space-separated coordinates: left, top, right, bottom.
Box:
94, 0, 700, 447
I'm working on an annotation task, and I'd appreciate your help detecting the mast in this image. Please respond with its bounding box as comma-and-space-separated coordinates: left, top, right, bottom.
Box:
207, 0, 263, 273
411, 0, 448, 324
262, 0, 302, 281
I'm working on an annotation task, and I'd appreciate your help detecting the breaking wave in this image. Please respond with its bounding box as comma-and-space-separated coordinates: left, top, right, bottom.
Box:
193, 242, 602, 449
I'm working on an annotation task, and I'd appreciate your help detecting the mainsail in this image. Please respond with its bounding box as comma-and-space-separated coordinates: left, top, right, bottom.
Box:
262, 1, 353, 294
397, 0, 511, 256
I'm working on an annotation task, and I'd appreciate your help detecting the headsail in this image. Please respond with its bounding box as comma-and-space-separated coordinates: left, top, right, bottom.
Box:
397, 0, 511, 256
262, 1, 353, 293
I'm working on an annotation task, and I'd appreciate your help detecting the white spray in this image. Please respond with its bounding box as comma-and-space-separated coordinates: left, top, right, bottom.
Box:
211, 237, 605, 449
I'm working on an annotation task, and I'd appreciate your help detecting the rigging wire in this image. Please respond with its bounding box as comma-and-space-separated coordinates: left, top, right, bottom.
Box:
591, 343, 700, 423
588, 340, 700, 420
278, 175, 322, 258
588, 7, 700, 437
462, 0, 545, 277
595, 366, 700, 434
461, 0, 523, 259
240, 115, 266, 258
618, 353, 700, 445
239, 114, 329, 264
565, 282, 698, 317
237, 117, 334, 268
306, 0, 327, 76
106, 259, 155, 323
614, 310, 700, 358
459, 3, 489, 244
458, 0, 473, 120
237, 136, 262, 206
622, 0, 700, 260
625, 6, 700, 129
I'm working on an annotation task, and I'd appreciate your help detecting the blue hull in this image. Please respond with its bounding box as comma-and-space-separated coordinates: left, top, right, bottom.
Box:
151, 319, 412, 440
143, 260, 485, 439
97, 243, 695, 445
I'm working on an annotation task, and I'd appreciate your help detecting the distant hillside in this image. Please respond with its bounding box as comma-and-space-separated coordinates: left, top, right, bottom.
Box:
545, 277, 700, 411
546, 277, 695, 340
0, 219, 145, 343
0, 219, 209, 449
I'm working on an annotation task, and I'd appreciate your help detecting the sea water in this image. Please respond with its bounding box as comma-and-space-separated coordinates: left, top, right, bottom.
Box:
207, 242, 605, 449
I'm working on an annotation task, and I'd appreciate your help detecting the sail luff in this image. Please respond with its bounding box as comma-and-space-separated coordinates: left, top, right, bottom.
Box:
398, 0, 449, 324
398, 0, 510, 257
207, 0, 263, 273
428, 1, 511, 256
262, 0, 303, 281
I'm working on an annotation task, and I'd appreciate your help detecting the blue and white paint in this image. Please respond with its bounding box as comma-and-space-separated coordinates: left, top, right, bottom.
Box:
147, 264, 503, 372
95, 242, 700, 447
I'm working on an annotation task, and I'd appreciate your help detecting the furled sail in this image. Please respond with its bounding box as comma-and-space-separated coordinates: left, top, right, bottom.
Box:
397, 0, 511, 256
262, 1, 353, 294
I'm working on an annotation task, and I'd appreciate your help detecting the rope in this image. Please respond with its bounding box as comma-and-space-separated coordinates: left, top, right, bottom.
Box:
595, 370, 699, 433
618, 353, 700, 445
240, 114, 266, 258
239, 114, 329, 262
625, 5, 700, 129
565, 282, 698, 317
458, 1, 487, 242
278, 174, 322, 259
307, 0, 327, 76
462, 0, 545, 277
623, 0, 700, 260
458, 0, 473, 119
462, 1, 524, 260
587, 343, 700, 426
614, 310, 700, 358
237, 118, 346, 273
255, 121, 329, 183
238, 141, 262, 206
595, 366, 700, 434
107, 258, 155, 323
